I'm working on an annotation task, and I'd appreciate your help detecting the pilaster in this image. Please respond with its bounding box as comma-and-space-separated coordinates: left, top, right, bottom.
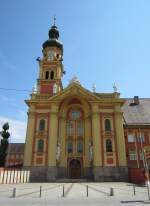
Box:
47, 104, 59, 167
92, 104, 102, 166
115, 106, 127, 166
23, 111, 35, 166
59, 115, 66, 167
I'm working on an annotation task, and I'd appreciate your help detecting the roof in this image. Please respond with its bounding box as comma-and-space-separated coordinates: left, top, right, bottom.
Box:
7, 143, 25, 154
122, 98, 150, 125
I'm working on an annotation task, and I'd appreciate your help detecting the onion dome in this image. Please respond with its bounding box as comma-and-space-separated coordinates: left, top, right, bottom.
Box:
42, 19, 63, 52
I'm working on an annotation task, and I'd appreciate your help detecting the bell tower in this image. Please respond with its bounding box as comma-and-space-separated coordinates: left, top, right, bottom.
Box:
37, 18, 64, 95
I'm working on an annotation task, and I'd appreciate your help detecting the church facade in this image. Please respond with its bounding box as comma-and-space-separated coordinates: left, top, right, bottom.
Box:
23, 22, 149, 182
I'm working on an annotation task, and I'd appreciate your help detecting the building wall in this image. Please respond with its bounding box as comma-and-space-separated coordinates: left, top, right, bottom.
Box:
124, 128, 150, 183
23, 88, 128, 182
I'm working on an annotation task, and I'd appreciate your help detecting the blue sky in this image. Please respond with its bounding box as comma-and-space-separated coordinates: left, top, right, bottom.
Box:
0, 0, 150, 142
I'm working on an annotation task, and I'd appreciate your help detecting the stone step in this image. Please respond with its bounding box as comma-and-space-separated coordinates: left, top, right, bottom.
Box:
56, 178, 90, 183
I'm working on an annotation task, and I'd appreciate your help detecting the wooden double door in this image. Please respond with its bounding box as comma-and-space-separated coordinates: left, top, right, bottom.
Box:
69, 159, 81, 179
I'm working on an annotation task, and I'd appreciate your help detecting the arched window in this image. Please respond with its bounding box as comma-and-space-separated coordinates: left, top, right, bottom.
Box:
50, 71, 54, 79
68, 142, 73, 153
39, 119, 45, 131
45, 71, 49, 79
37, 139, 44, 152
77, 142, 83, 153
106, 139, 112, 152
105, 119, 111, 131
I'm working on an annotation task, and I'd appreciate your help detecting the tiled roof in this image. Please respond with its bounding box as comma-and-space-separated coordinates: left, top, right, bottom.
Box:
122, 98, 150, 125
7, 143, 25, 154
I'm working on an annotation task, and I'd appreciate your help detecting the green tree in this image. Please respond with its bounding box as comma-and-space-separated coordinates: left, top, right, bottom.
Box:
0, 122, 10, 167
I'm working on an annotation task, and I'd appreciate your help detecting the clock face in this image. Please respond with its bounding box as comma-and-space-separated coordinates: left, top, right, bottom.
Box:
48, 50, 54, 61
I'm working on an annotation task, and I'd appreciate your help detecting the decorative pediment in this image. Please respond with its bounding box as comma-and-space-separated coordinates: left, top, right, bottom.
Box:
48, 82, 101, 102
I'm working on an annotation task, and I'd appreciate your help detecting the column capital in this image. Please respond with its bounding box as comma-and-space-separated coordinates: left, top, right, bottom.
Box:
27, 111, 35, 118
50, 103, 59, 114
92, 103, 99, 115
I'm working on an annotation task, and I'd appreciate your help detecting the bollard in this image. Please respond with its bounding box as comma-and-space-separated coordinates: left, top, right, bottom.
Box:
62, 185, 65, 197
133, 185, 136, 196
86, 185, 88, 197
12, 188, 16, 198
110, 187, 114, 196
39, 185, 42, 198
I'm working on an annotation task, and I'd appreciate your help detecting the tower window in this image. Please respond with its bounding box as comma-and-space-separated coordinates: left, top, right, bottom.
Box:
105, 119, 111, 131
106, 139, 112, 152
45, 71, 49, 79
37, 139, 44, 152
39, 119, 45, 131
50, 71, 54, 79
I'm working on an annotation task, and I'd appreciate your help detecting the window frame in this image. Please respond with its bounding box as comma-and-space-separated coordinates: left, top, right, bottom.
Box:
67, 142, 73, 154
106, 139, 112, 152
39, 119, 46, 131
77, 142, 83, 153
105, 119, 111, 132
129, 150, 137, 160
128, 134, 135, 143
37, 139, 44, 153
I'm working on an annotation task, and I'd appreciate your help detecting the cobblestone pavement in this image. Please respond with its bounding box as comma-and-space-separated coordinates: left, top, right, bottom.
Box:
0, 182, 150, 206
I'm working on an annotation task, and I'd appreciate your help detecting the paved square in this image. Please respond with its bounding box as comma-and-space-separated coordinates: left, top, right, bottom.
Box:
0, 182, 150, 206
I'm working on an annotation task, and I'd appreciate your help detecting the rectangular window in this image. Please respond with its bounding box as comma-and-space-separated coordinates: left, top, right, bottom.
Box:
77, 142, 83, 153
67, 142, 73, 153
128, 134, 135, 143
129, 151, 137, 160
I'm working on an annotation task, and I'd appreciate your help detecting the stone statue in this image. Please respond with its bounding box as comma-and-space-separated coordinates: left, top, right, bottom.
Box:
69, 75, 81, 85
32, 83, 37, 94
92, 83, 96, 93
113, 83, 117, 93
56, 142, 61, 161
88, 142, 93, 161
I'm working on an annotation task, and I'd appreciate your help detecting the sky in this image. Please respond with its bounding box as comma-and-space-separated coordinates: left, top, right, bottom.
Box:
0, 0, 150, 142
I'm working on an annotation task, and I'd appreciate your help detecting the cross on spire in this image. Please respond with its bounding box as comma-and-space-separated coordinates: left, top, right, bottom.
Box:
53, 15, 56, 26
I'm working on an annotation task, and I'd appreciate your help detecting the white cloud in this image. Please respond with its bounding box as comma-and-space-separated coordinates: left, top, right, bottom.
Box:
0, 116, 26, 143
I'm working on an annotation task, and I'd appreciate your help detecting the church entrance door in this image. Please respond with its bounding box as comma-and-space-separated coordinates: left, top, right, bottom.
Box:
69, 159, 81, 179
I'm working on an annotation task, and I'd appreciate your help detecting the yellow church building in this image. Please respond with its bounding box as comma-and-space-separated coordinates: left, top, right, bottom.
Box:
23, 21, 128, 182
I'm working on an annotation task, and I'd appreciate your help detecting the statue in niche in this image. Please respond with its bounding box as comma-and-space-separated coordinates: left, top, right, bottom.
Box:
56, 142, 61, 161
